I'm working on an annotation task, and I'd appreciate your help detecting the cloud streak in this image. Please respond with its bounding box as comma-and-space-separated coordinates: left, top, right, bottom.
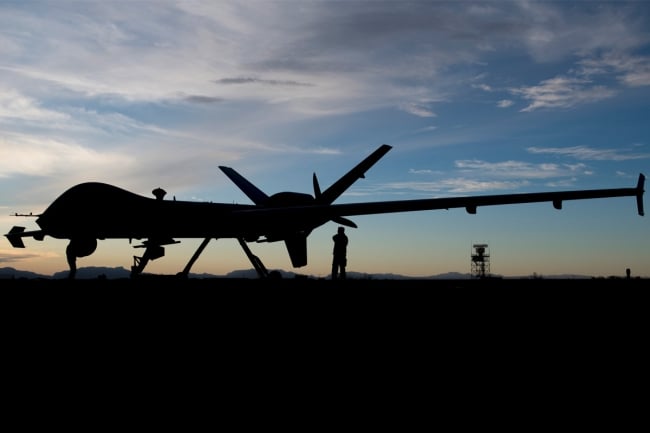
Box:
510, 77, 616, 111
527, 145, 650, 161
0, 134, 133, 178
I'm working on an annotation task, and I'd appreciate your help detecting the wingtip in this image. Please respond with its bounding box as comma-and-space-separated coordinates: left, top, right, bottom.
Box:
636, 173, 645, 216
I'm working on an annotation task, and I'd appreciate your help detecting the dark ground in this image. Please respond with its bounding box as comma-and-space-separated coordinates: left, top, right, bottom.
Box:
1, 275, 646, 288
2, 276, 645, 316
2, 275, 646, 429
4, 276, 645, 333
4, 276, 646, 344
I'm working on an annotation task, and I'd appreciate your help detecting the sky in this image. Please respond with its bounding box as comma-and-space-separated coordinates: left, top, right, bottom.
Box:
1, 0, 649, 279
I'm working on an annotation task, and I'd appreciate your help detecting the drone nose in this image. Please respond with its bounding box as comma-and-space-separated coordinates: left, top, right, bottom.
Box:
35, 213, 48, 230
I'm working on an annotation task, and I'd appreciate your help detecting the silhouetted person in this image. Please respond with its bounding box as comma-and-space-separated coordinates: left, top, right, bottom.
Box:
66, 246, 77, 279
331, 226, 348, 280
626, 268, 631, 279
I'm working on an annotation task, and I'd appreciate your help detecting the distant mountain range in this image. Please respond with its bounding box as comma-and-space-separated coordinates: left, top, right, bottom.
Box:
0, 266, 597, 280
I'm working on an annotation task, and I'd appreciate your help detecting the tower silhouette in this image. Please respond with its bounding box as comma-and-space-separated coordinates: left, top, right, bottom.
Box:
471, 243, 490, 279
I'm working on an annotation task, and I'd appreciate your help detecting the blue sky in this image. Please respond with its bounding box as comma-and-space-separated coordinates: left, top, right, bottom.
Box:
1, 0, 649, 278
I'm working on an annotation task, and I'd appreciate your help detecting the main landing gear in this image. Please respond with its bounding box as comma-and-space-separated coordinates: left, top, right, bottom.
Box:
130, 237, 272, 279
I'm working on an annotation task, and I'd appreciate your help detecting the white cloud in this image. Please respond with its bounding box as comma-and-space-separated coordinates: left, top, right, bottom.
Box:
455, 159, 581, 179
516, 1, 648, 63
0, 134, 132, 178
473, 83, 493, 92
0, 88, 68, 122
399, 103, 437, 118
511, 76, 616, 111
380, 157, 592, 195
381, 178, 530, 194
578, 53, 650, 87
527, 145, 650, 161
408, 168, 436, 175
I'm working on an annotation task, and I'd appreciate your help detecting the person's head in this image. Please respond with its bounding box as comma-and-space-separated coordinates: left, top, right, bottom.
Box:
338, 226, 345, 234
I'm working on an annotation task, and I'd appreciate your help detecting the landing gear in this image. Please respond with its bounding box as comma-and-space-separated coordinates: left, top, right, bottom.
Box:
66, 244, 77, 280
131, 244, 165, 277
174, 237, 272, 279
66, 238, 97, 279
130, 239, 178, 278
176, 237, 271, 278
237, 238, 269, 278
130, 237, 274, 279
177, 238, 212, 278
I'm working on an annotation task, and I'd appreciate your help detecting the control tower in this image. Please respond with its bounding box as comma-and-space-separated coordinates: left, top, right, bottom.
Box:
471, 243, 490, 279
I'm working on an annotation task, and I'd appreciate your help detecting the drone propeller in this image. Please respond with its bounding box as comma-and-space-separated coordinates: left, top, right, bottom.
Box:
313, 172, 321, 198
313, 173, 358, 228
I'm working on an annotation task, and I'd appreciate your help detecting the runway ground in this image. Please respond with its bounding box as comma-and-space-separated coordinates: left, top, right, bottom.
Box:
2, 275, 645, 318
2, 274, 646, 427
